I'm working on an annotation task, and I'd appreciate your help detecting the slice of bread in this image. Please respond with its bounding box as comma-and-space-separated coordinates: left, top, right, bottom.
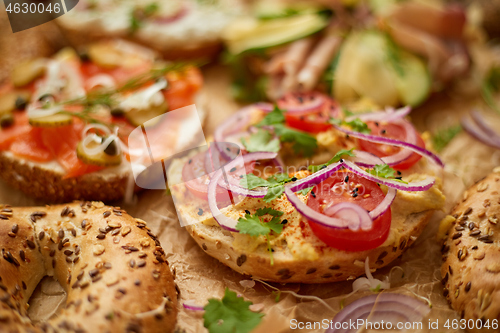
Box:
167, 152, 444, 283
441, 170, 500, 332
55, 0, 244, 60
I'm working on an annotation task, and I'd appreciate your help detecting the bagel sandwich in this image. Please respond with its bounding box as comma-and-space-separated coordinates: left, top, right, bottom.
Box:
167, 96, 446, 283
0, 40, 206, 203
440, 169, 500, 332
55, 0, 246, 60
0, 202, 177, 333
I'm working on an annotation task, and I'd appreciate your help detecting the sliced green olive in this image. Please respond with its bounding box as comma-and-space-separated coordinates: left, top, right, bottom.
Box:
125, 101, 168, 127
0, 114, 14, 128
29, 113, 73, 127
11, 59, 46, 88
76, 140, 122, 167
0, 91, 30, 115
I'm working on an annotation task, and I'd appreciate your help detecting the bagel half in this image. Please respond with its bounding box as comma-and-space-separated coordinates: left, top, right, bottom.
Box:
441, 169, 500, 332
167, 151, 445, 284
55, 0, 244, 60
0, 202, 177, 333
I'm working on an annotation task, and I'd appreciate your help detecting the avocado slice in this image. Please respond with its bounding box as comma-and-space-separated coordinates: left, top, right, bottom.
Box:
392, 50, 431, 107
224, 13, 328, 54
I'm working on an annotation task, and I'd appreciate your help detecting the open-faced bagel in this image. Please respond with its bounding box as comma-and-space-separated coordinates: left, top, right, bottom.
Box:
0, 202, 177, 333
167, 151, 445, 284
441, 170, 500, 332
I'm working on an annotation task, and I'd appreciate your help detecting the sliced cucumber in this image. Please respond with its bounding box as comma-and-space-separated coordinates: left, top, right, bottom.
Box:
392, 51, 431, 107
0, 91, 30, 115
11, 59, 46, 88
125, 101, 168, 127
224, 13, 328, 54
29, 113, 73, 127
76, 140, 122, 167
334, 31, 399, 106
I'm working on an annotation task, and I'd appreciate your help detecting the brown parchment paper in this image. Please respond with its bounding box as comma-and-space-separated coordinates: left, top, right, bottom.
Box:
2, 8, 500, 331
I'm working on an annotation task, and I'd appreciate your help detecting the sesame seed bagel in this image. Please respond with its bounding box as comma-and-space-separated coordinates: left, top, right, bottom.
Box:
0, 202, 177, 333
441, 170, 500, 332
167, 152, 444, 284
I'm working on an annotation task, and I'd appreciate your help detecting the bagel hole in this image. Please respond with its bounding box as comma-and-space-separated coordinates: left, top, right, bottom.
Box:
28, 276, 67, 323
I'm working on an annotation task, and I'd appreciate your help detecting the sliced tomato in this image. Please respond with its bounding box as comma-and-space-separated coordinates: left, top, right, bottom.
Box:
164, 67, 203, 110
282, 94, 339, 134
10, 127, 52, 162
285, 113, 332, 134
182, 150, 254, 202
358, 121, 424, 170
306, 171, 391, 252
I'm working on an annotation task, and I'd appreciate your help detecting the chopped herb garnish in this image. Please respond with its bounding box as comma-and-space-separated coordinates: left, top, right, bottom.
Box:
367, 164, 407, 183
431, 125, 462, 152
241, 129, 280, 153
240, 173, 296, 202
329, 116, 371, 134
256, 106, 317, 156
204, 288, 264, 333
236, 208, 284, 265
308, 149, 355, 173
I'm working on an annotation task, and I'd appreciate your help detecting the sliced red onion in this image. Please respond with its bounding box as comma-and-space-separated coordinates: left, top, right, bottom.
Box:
287, 162, 344, 193
208, 152, 278, 232
252, 102, 274, 112
345, 106, 411, 123
182, 301, 204, 311
349, 150, 385, 168
214, 106, 256, 159
343, 161, 435, 191
367, 187, 396, 220
462, 111, 500, 149
277, 92, 325, 115
327, 293, 430, 333
285, 186, 372, 231
333, 122, 444, 167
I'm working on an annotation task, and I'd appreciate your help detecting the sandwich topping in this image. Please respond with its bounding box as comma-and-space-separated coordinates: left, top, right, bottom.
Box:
0, 40, 202, 178
171, 93, 446, 260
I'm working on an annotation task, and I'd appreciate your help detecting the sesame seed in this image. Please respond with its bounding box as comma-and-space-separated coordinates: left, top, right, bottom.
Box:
344, 176, 349, 183
103, 211, 111, 218
11, 224, 18, 234
38, 231, 45, 240
465, 282, 471, 292
311, 191, 316, 198
26, 240, 36, 249
245, 210, 251, 215
19, 250, 25, 262
58, 229, 64, 239
197, 208, 203, 216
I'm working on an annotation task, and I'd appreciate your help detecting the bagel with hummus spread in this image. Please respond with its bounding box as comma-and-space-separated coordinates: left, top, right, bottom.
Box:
167, 93, 445, 283
440, 170, 500, 332
55, 0, 246, 60
0, 39, 204, 202
0, 201, 177, 333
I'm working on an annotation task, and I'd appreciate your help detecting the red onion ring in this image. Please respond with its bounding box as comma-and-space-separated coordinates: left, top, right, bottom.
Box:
214, 106, 257, 159
343, 161, 435, 191
208, 152, 278, 232
345, 106, 411, 123
277, 92, 326, 115
182, 302, 204, 311
333, 121, 444, 167
285, 186, 373, 231
461, 110, 500, 149
326, 293, 430, 333
252, 102, 274, 112
152, 2, 189, 24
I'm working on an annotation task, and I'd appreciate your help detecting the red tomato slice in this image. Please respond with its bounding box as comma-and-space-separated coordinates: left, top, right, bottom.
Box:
306, 172, 391, 252
358, 121, 424, 170
10, 127, 52, 162
182, 150, 254, 201
285, 113, 332, 134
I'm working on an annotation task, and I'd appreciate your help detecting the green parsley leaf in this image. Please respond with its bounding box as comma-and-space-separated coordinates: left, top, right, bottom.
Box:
255, 106, 317, 156
263, 186, 284, 202
241, 129, 280, 153
367, 164, 406, 183
144, 2, 159, 15
431, 125, 461, 152
343, 108, 354, 117
255, 207, 284, 217
274, 124, 317, 156
204, 288, 264, 333
308, 149, 355, 172
257, 105, 285, 126
236, 209, 284, 265
299, 186, 313, 196
240, 173, 296, 202
344, 118, 371, 134
239, 174, 270, 189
